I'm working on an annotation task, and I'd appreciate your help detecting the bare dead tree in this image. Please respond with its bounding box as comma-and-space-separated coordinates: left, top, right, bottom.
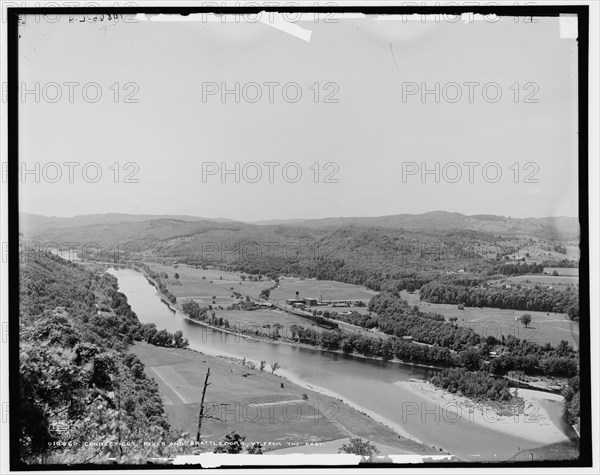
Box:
196, 368, 222, 442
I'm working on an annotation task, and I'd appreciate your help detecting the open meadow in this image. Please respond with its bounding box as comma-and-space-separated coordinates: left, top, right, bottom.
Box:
132, 342, 436, 456
215, 308, 317, 334
148, 263, 273, 306
270, 277, 377, 303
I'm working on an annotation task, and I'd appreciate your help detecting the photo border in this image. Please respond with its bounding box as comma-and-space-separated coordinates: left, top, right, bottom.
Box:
6, 2, 592, 471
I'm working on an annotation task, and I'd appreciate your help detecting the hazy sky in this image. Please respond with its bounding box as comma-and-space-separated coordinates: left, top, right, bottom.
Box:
17, 12, 579, 220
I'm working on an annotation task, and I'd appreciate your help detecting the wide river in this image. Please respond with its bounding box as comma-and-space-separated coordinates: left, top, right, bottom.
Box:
109, 268, 574, 462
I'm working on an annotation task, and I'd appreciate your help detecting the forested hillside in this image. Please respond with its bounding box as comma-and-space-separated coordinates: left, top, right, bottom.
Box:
20, 213, 579, 305
19, 251, 194, 464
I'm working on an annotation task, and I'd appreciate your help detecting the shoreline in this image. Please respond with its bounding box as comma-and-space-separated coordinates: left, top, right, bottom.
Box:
110, 265, 570, 458
273, 367, 432, 449
136, 267, 444, 372
114, 268, 442, 451
394, 379, 571, 447
142, 341, 441, 454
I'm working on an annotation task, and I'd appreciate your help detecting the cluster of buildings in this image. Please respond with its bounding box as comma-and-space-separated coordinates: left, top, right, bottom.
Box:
285, 291, 319, 309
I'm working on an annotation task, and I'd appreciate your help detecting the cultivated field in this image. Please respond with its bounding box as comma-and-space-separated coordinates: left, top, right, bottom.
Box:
270, 277, 377, 303
148, 263, 273, 306
400, 291, 579, 349
216, 309, 315, 333
132, 342, 435, 455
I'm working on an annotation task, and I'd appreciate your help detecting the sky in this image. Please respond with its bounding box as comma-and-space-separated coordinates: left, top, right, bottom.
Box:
16, 12, 579, 221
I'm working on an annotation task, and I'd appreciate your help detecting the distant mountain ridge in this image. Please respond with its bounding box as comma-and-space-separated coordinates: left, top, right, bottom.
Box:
284, 211, 579, 240
20, 213, 239, 233
19, 210, 579, 241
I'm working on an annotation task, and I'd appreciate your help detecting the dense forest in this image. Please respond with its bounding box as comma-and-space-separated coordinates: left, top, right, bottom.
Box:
19, 251, 195, 464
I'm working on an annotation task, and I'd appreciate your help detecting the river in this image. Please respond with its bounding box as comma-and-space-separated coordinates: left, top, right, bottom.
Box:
108, 267, 573, 462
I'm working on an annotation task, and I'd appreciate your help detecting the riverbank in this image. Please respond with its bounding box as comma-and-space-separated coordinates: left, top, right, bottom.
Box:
140, 268, 444, 373
131, 341, 440, 457
394, 379, 571, 447
108, 266, 575, 462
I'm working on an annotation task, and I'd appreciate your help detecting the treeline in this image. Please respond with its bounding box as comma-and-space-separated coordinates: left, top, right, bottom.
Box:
182, 300, 231, 328
288, 324, 455, 366
495, 262, 544, 275
19, 251, 198, 464
109, 286, 188, 348
334, 292, 579, 379
541, 259, 579, 268
182, 299, 208, 320
134, 263, 177, 304
541, 244, 567, 254
368, 293, 480, 351
429, 367, 513, 402
419, 282, 579, 320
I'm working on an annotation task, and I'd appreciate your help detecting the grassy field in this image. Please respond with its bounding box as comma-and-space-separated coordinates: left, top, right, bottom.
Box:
499, 274, 578, 291
270, 277, 377, 303
508, 440, 579, 462
132, 342, 436, 456
148, 263, 273, 306
216, 309, 315, 334
400, 291, 579, 349
523, 244, 580, 263
213, 308, 389, 342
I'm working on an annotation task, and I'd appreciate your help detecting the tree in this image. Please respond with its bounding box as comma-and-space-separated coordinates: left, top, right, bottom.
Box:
338, 438, 380, 462
197, 368, 222, 442
520, 314, 532, 328
214, 431, 245, 454
174, 273, 179, 279
552, 270, 559, 276
260, 289, 270, 300
557, 339, 572, 356
246, 442, 263, 454
270, 362, 280, 374
260, 361, 266, 372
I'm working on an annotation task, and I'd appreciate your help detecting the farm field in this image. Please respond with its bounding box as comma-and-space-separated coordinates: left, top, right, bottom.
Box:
270, 277, 377, 303
399, 291, 579, 349
132, 342, 434, 455
148, 263, 273, 306
215, 309, 317, 336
